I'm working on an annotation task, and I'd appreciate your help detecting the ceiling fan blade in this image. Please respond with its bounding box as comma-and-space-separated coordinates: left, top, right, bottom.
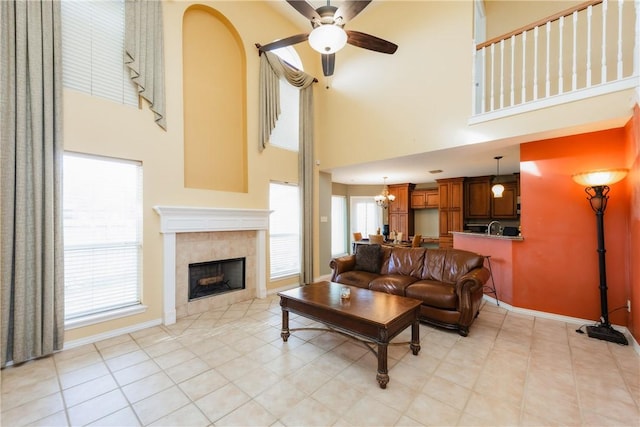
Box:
259, 33, 309, 52
335, 0, 372, 22
286, 0, 321, 21
346, 30, 398, 54
321, 53, 335, 77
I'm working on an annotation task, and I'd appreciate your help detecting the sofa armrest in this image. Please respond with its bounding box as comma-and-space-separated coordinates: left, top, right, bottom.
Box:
329, 255, 356, 282
455, 267, 490, 296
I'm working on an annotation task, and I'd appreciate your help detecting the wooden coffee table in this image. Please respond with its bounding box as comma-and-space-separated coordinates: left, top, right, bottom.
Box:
278, 281, 422, 388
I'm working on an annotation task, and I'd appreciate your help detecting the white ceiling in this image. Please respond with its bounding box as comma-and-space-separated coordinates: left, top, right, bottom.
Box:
265, 1, 523, 186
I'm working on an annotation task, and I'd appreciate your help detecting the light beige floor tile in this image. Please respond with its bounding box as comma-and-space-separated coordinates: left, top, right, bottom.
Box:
62, 373, 118, 407
195, 382, 251, 423
311, 377, 365, 415
433, 360, 482, 390
87, 406, 141, 426
286, 363, 333, 395
54, 350, 104, 374
232, 365, 282, 398
58, 361, 110, 389
132, 385, 191, 425
94, 334, 134, 350
421, 374, 472, 410
104, 349, 149, 372
112, 359, 162, 386
199, 344, 241, 368
342, 394, 402, 426
1, 392, 65, 427
178, 368, 229, 401
279, 396, 340, 427
143, 338, 184, 358
153, 347, 197, 370
164, 356, 210, 383
149, 402, 210, 427
253, 379, 306, 419
28, 410, 69, 427
121, 371, 174, 403
213, 400, 277, 427
1, 374, 60, 411
387, 359, 432, 391
405, 393, 461, 426
98, 339, 141, 360
67, 389, 129, 426
464, 390, 522, 426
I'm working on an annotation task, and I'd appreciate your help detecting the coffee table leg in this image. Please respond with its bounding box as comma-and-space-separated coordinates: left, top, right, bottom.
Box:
376, 343, 389, 389
410, 318, 421, 355
281, 309, 290, 342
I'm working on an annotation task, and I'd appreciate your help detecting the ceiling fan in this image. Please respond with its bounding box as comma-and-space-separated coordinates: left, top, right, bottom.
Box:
258, 0, 398, 77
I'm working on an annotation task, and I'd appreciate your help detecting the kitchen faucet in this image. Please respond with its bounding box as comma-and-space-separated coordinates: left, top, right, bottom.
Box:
487, 220, 501, 235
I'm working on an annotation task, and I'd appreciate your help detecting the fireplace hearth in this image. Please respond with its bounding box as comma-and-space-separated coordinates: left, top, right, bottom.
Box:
189, 257, 245, 301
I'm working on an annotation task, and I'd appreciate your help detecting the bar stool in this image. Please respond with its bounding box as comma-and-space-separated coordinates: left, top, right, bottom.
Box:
483, 255, 499, 306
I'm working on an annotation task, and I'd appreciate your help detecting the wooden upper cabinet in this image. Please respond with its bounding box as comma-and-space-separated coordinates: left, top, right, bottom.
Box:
388, 184, 414, 213
411, 189, 439, 209
492, 181, 518, 218
465, 176, 492, 219
436, 178, 464, 245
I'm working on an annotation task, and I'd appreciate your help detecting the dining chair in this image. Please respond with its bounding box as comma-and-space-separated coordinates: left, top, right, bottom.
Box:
353, 232, 362, 241
369, 234, 384, 245
412, 234, 422, 248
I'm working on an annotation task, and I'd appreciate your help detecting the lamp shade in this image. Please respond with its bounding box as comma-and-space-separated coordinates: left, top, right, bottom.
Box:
491, 183, 505, 198
572, 168, 628, 187
308, 25, 348, 54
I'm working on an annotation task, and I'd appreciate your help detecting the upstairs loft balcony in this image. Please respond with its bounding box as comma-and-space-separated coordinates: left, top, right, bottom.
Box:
470, 0, 639, 128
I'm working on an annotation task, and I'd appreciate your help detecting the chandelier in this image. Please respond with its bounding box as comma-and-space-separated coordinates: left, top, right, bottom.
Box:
375, 177, 395, 208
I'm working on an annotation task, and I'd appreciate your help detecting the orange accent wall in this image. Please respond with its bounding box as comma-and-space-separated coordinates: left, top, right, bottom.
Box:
626, 105, 640, 340
518, 128, 630, 327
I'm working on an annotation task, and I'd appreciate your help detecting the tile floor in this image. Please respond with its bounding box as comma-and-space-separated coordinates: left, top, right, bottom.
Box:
2, 297, 639, 426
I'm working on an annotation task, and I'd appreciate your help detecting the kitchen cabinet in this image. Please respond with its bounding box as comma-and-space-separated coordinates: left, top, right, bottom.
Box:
436, 178, 464, 248
464, 175, 519, 220
464, 176, 492, 218
492, 181, 518, 218
388, 183, 415, 239
411, 189, 439, 209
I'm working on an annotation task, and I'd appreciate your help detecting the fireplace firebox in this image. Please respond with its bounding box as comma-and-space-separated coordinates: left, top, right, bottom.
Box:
189, 257, 245, 301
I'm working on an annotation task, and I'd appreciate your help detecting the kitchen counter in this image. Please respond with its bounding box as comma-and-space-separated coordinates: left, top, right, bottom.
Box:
450, 231, 524, 241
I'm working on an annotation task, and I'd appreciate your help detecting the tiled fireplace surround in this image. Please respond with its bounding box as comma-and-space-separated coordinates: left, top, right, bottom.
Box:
154, 206, 270, 325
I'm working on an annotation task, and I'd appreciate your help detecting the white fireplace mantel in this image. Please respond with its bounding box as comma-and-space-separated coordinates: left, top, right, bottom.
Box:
154, 206, 271, 325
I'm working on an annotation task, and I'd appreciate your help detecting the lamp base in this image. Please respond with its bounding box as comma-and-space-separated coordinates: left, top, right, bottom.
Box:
586, 324, 628, 345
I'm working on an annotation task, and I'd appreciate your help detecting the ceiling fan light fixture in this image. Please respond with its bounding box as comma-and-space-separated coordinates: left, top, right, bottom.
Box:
308, 25, 347, 54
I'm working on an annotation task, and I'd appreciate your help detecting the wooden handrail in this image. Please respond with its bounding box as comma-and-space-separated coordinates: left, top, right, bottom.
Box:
476, 0, 602, 50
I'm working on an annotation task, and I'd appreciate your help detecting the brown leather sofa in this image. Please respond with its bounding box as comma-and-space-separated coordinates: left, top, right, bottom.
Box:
329, 245, 490, 336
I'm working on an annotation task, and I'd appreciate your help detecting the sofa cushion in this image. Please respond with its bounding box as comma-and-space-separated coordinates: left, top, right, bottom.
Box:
334, 270, 379, 289
369, 274, 418, 296
442, 250, 485, 284
384, 247, 425, 278
354, 244, 383, 273
406, 280, 458, 310
422, 249, 447, 282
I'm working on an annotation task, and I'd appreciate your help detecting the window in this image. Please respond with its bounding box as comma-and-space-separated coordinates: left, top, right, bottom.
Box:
350, 197, 382, 239
331, 196, 347, 256
269, 182, 300, 279
61, 0, 138, 106
269, 47, 303, 152
63, 153, 142, 322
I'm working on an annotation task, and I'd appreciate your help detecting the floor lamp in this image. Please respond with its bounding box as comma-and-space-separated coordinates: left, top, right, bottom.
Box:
572, 168, 628, 345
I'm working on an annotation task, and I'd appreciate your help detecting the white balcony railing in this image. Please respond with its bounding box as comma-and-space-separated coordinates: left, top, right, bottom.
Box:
471, 0, 639, 122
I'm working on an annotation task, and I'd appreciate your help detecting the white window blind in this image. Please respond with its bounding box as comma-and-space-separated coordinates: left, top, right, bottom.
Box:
350, 197, 382, 238
331, 195, 347, 256
61, 0, 138, 106
269, 47, 302, 152
269, 182, 300, 279
63, 153, 142, 320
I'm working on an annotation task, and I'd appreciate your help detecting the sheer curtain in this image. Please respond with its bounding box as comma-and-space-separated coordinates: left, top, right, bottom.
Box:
259, 52, 316, 284
1, 0, 64, 366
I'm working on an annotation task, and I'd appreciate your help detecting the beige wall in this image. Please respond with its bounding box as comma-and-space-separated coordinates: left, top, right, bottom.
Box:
63, 1, 310, 342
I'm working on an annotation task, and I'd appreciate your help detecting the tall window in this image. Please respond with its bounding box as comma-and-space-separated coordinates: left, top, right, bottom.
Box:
269, 47, 302, 152
269, 182, 300, 279
63, 153, 142, 321
61, 0, 138, 106
350, 197, 382, 239
331, 196, 347, 256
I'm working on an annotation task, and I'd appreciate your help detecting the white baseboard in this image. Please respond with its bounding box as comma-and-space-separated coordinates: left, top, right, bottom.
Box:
482, 295, 640, 354
63, 318, 163, 351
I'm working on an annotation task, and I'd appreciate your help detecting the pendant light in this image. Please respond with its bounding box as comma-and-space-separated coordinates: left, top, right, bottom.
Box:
491, 156, 505, 198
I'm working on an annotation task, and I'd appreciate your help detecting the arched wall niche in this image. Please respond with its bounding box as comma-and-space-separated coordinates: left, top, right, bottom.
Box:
182, 5, 247, 192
